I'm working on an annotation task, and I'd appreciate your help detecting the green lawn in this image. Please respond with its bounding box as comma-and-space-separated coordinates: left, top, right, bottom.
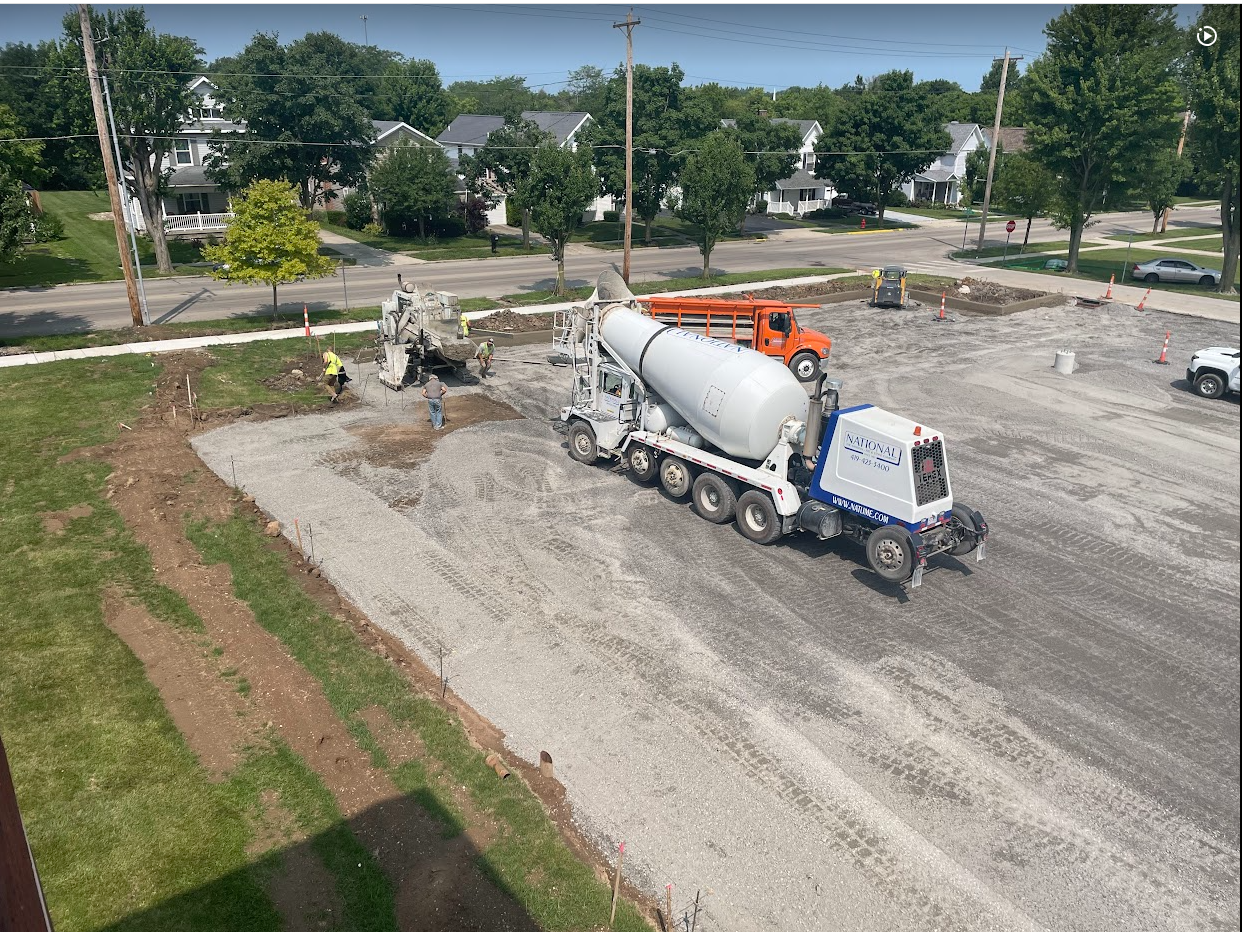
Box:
1001, 249, 1239, 301
320, 222, 535, 260
0, 344, 651, 932
0, 191, 212, 289
783, 214, 917, 233
1106, 225, 1221, 245
1106, 232, 1223, 253
954, 241, 1072, 260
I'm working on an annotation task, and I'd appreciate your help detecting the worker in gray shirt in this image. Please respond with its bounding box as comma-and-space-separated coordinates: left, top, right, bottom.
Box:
421, 374, 447, 430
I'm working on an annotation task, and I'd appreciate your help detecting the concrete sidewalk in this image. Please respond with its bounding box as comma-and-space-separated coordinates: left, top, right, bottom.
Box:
318, 228, 425, 267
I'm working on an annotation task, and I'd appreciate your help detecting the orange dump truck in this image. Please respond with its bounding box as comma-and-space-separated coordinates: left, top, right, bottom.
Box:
637, 294, 832, 383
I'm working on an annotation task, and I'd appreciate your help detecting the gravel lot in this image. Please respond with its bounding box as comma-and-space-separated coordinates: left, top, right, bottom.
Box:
193, 298, 1239, 932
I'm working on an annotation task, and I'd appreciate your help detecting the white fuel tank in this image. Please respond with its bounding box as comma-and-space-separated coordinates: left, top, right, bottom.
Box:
595, 273, 808, 459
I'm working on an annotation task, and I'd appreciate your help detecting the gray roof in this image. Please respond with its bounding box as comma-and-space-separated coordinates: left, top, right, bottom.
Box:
167, 166, 213, 187
520, 111, 591, 147
436, 111, 591, 148
915, 166, 958, 183
775, 169, 825, 190
944, 121, 982, 152
436, 114, 506, 146
771, 118, 819, 139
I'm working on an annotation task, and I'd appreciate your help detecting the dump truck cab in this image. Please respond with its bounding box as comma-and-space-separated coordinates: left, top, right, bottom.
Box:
639, 294, 832, 383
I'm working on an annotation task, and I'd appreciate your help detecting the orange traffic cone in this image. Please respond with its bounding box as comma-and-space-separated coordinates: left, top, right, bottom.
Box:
932, 291, 949, 322
1153, 331, 1171, 365
1136, 288, 1152, 311
1103, 274, 1114, 300
303, 304, 311, 336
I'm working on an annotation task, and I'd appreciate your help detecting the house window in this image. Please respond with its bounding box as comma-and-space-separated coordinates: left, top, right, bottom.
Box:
799, 188, 816, 202
193, 107, 221, 120
803, 154, 815, 171
174, 140, 192, 166
178, 193, 206, 214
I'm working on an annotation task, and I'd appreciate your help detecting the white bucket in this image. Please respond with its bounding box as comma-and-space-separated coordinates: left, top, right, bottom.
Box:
1053, 350, 1076, 375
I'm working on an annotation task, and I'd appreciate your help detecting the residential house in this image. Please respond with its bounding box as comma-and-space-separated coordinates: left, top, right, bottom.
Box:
436, 110, 614, 224
985, 126, 1028, 154
900, 121, 988, 206
720, 116, 833, 217
325, 119, 442, 208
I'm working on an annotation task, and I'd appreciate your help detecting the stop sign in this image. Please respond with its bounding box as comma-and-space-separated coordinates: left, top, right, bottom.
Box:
1006, 220, 1017, 233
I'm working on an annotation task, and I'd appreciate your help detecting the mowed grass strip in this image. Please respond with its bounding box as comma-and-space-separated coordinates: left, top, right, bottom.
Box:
0, 191, 208, 289
0, 357, 279, 931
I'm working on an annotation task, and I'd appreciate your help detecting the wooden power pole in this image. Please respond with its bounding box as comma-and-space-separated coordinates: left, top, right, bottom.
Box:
79, 3, 143, 327
976, 48, 1022, 252
613, 9, 639, 284
1160, 110, 1191, 233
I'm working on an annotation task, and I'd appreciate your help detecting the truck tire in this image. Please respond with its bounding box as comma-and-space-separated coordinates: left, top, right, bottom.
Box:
692, 473, 738, 524
659, 457, 694, 500
736, 490, 782, 545
627, 443, 658, 483
949, 503, 979, 556
1193, 371, 1227, 399
568, 421, 599, 463
865, 526, 915, 583
789, 352, 820, 383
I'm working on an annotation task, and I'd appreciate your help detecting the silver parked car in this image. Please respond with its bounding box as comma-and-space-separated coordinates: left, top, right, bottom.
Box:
1132, 258, 1221, 286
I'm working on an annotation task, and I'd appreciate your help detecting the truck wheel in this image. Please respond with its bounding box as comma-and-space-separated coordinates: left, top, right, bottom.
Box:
659, 457, 694, 499
1194, 372, 1226, 399
692, 473, 738, 524
948, 504, 979, 556
865, 526, 915, 583
736, 490, 782, 545
568, 421, 599, 463
627, 443, 658, 483
790, 352, 820, 383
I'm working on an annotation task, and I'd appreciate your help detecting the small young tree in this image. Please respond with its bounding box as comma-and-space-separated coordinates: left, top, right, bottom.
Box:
1137, 148, 1189, 233
673, 132, 755, 279
203, 180, 335, 315
993, 153, 1056, 249
0, 168, 32, 265
368, 142, 456, 240
521, 145, 596, 296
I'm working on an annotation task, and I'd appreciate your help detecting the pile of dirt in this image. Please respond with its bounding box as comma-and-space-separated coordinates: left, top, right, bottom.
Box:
472, 309, 555, 332
955, 277, 1049, 304
717, 279, 872, 303
260, 350, 327, 394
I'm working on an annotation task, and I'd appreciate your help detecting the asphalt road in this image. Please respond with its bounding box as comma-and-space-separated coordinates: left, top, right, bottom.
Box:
0, 206, 1222, 337
194, 292, 1239, 932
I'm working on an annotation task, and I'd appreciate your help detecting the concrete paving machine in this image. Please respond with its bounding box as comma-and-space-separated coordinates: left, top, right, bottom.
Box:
553, 271, 988, 588
376, 274, 478, 390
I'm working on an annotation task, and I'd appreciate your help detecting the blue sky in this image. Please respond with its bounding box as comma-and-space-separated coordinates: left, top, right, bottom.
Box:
1, 3, 1205, 92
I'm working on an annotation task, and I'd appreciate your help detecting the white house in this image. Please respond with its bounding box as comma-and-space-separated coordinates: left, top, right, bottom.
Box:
718, 116, 834, 217
436, 111, 615, 224
900, 121, 988, 206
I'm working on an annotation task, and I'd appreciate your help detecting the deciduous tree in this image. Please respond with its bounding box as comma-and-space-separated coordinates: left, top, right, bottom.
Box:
207, 33, 377, 209
460, 118, 553, 248
993, 152, 1056, 248
203, 179, 335, 315
521, 144, 596, 296
1136, 148, 1189, 233
813, 71, 949, 222
727, 113, 802, 231
671, 131, 754, 279
1185, 4, 1240, 292
0, 168, 32, 265
375, 58, 452, 136
369, 142, 457, 240
1025, 5, 1182, 271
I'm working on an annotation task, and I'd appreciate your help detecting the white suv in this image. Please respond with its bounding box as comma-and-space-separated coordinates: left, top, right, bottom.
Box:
1186, 347, 1240, 399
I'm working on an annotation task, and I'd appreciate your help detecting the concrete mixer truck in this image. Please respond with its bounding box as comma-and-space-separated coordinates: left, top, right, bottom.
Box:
553, 271, 988, 588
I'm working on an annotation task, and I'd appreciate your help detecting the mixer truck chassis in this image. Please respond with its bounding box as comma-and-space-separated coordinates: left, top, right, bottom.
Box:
555, 272, 988, 589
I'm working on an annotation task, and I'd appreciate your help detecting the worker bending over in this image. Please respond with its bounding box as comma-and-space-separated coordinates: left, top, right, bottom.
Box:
321, 350, 350, 403
475, 338, 495, 378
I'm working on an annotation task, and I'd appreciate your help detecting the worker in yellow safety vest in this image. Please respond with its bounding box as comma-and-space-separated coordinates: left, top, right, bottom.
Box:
321, 350, 350, 403
460, 313, 470, 338
475, 338, 495, 378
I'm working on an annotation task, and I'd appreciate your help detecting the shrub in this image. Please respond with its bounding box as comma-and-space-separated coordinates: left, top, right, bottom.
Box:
459, 196, 489, 234
505, 198, 521, 227
886, 189, 911, 208
602, 209, 619, 222
318, 209, 347, 226
804, 207, 848, 220
753, 199, 768, 214
342, 192, 372, 231
430, 214, 466, 238
30, 211, 65, 242
361, 221, 383, 237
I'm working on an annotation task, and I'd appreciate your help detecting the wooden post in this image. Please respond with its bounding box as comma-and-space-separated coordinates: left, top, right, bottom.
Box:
1160, 110, 1191, 234
665, 884, 674, 932
976, 49, 1023, 251
613, 9, 640, 284
609, 841, 625, 926
293, 518, 305, 560
78, 4, 143, 327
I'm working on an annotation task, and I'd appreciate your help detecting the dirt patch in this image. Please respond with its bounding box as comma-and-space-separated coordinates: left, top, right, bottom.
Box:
102, 589, 255, 780
360, 706, 425, 767
40, 503, 94, 535
731, 276, 1051, 307
266, 842, 345, 932
335, 394, 522, 469
472, 309, 555, 332
955, 277, 1049, 305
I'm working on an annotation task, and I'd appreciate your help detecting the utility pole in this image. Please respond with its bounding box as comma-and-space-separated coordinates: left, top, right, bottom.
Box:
1160, 109, 1191, 233
102, 74, 149, 325
613, 8, 639, 283
360, 15, 369, 45
78, 4, 143, 327
976, 48, 1022, 252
